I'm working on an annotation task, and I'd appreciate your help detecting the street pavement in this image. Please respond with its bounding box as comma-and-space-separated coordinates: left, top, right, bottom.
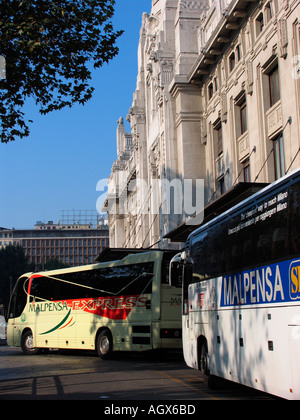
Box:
0, 345, 275, 401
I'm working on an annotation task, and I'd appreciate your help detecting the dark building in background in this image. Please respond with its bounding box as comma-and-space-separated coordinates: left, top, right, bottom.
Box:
0, 218, 109, 270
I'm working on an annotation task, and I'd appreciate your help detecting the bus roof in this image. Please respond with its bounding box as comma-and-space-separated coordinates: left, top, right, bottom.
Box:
95, 247, 177, 262
20, 248, 178, 280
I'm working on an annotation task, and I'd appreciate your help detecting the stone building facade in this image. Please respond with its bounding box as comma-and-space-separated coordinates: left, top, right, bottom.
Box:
105, 0, 300, 249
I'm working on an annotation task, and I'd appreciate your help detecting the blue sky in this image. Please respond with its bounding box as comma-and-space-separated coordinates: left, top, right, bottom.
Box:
0, 0, 151, 229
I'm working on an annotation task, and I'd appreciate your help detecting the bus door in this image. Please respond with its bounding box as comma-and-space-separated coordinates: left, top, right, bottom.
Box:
169, 252, 193, 311
160, 254, 180, 316
28, 275, 61, 348
7, 286, 18, 346
170, 252, 195, 360
159, 253, 182, 344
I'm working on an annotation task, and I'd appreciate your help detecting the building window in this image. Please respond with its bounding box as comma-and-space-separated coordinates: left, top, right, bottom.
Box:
256, 13, 264, 36
229, 51, 235, 72
240, 99, 247, 135
236, 44, 241, 62
214, 77, 218, 91
235, 92, 248, 138
243, 159, 250, 182
214, 119, 225, 184
269, 65, 280, 107
273, 133, 285, 179
207, 76, 219, 101
219, 177, 225, 195
265, 2, 273, 23
214, 122, 223, 156
208, 82, 213, 100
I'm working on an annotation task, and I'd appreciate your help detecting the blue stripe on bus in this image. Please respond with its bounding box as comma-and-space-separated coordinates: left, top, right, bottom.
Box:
220, 258, 300, 307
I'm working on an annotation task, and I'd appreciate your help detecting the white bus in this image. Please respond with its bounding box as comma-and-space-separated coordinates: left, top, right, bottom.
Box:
170, 169, 300, 399
7, 249, 182, 358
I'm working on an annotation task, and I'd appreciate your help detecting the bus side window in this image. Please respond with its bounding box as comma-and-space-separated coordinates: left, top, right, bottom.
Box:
289, 182, 300, 256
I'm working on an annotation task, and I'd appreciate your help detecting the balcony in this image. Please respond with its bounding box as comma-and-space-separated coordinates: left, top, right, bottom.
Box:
266, 100, 283, 139
215, 154, 225, 180
237, 131, 250, 162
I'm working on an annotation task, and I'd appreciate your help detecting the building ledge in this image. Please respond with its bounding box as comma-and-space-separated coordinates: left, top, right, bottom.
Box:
188, 0, 259, 84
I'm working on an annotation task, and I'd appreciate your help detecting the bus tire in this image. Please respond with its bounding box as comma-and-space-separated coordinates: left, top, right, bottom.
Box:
96, 329, 113, 359
198, 337, 209, 375
21, 330, 41, 355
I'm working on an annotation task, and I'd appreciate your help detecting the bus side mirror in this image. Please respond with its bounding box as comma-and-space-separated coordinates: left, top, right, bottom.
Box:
169, 253, 184, 288
169, 263, 183, 288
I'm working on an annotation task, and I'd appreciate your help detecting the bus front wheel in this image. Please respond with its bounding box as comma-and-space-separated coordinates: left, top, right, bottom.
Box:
21, 330, 41, 355
96, 329, 113, 359
198, 338, 209, 375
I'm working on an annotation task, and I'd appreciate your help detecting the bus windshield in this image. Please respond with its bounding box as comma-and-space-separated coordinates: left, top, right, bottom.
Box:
8, 275, 30, 320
